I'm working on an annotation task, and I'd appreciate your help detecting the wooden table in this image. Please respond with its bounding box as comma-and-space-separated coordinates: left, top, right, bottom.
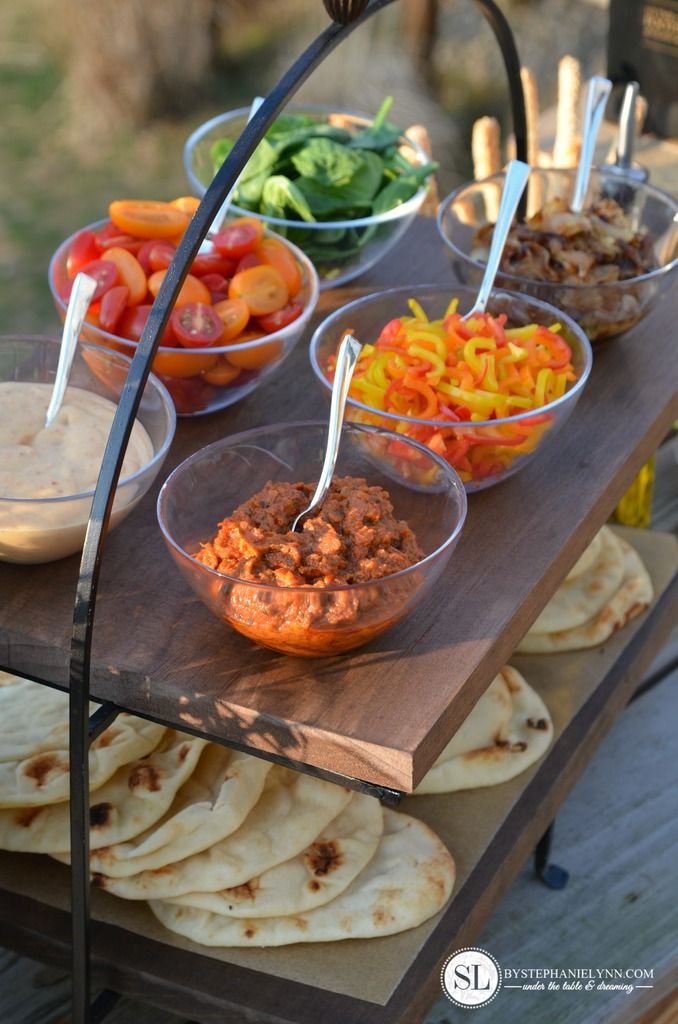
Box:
1, 216, 677, 1023
1, 218, 677, 793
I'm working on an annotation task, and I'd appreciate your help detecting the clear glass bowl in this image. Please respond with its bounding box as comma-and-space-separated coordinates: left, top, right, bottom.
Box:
157, 422, 467, 656
309, 285, 593, 493
437, 167, 678, 342
48, 218, 319, 417
0, 335, 175, 564
183, 104, 432, 289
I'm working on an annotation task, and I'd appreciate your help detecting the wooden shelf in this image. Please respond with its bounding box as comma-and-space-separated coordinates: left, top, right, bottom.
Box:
2, 544, 677, 1024
1, 218, 678, 790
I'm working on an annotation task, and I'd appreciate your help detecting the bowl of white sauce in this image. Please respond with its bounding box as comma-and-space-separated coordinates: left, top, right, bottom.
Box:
0, 336, 176, 563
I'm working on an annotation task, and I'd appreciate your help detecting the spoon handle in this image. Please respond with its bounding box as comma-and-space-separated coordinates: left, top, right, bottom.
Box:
466, 159, 531, 319
616, 80, 639, 170
571, 75, 612, 214
292, 332, 362, 532
44, 272, 98, 429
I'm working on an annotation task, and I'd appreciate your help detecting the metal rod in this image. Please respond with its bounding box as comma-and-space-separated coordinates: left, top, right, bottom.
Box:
88, 702, 122, 742
65, 3, 527, 1017
534, 822, 569, 889
90, 989, 121, 1023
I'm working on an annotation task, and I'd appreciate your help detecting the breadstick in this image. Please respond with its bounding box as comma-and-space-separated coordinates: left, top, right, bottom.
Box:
520, 66, 540, 168
403, 124, 439, 215
471, 116, 502, 180
553, 55, 581, 167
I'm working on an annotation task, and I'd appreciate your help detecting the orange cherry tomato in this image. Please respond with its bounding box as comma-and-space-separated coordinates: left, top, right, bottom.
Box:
228, 265, 288, 316
255, 238, 302, 297
201, 358, 242, 386
152, 347, 219, 378
101, 247, 147, 305
170, 196, 201, 217
147, 270, 211, 307
225, 329, 283, 370
109, 200, 189, 239
213, 298, 250, 342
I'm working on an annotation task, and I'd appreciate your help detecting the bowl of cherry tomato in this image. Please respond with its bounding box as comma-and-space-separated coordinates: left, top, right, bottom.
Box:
48, 198, 320, 416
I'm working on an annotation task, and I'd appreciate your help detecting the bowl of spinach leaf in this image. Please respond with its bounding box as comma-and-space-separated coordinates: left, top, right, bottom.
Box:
183, 99, 437, 288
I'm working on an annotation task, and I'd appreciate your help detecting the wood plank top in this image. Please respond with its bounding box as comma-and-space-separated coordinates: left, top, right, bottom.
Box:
1, 218, 678, 790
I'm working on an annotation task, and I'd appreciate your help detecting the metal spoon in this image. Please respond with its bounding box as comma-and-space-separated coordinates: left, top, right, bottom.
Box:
599, 81, 648, 210
570, 75, 612, 214
44, 272, 97, 429
198, 95, 265, 255
464, 158, 531, 319
291, 332, 362, 532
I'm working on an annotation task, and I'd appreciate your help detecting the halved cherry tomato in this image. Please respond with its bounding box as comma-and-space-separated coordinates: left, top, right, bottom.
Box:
235, 251, 263, 273
153, 347, 218, 377
157, 374, 216, 414
201, 358, 242, 387
137, 240, 156, 276
67, 229, 99, 277
101, 247, 147, 305
99, 285, 130, 334
148, 242, 176, 273
118, 305, 176, 346
80, 259, 118, 300
171, 302, 224, 348
257, 302, 303, 334
255, 238, 302, 296
213, 298, 250, 342
228, 265, 288, 316
170, 196, 201, 217
94, 226, 143, 255
109, 200, 189, 239
147, 270, 211, 307
190, 251, 237, 278
200, 273, 230, 304
212, 218, 264, 259
225, 329, 283, 370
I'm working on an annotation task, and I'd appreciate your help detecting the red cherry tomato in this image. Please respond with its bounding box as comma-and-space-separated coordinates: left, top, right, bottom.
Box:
94, 221, 143, 254
171, 302, 224, 348
79, 259, 118, 301
235, 251, 263, 273
118, 305, 176, 346
200, 273, 230, 303
190, 251, 237, 278
212, 219, 263, 259
256, 302, 303, 334
137, 240, 156, 276
157, 374, 216, 414
148, 241, 176, 273
99, 285, 130, 334
67, 229, 100, 277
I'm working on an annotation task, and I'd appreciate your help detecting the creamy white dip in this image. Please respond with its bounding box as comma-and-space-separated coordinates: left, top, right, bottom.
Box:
0, 382, 155, 563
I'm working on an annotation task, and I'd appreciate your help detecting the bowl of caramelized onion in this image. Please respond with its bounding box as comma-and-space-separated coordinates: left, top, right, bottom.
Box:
437, 167, 678, 341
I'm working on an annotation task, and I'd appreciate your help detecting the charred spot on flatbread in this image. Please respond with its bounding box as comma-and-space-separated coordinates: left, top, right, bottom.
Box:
178, 743, 191, 763
24, 754, 66, 786
222, 878, 260, 902
305, 839, 343, 876
14, 806, 43, 828
92, 873, 108, 889
90, 802, 114, 828
128, 764, 161, 792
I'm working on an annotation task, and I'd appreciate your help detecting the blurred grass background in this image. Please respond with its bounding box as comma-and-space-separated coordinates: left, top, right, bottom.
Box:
0, 0, 607, 337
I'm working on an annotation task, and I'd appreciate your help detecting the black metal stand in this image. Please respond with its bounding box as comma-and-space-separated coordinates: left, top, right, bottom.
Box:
61, 3, 526, 1020
534, 823, 569, 890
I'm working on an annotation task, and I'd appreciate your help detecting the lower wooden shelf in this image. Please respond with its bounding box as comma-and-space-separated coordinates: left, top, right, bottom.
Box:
1, 529, 676, 1024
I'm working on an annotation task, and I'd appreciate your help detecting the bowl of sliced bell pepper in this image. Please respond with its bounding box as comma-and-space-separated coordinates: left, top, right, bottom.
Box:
310, 285, 592, 491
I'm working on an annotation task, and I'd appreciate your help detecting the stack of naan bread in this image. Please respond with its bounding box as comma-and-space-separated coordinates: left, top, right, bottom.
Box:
0, 671, 455, 948
414, 665, 553, 795
518, 527, 653, 654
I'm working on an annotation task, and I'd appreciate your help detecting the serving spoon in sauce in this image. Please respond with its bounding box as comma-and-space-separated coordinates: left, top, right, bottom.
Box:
463, 158, 531, 320
44, 271, 97, 429
291, 331, 362, 532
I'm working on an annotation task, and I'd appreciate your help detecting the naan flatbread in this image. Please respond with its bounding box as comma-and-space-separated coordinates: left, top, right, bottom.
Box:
518, 536, 653, 653
167, 792, 383, 918
0, 731, 206, 853
565, 529, 603, 581
91, 767, 352, 900
149, 809, 454, 947
0, 675, 165, 808
530, 527, 624, 633
414, 666, 553, 794
84, 745, 272, 877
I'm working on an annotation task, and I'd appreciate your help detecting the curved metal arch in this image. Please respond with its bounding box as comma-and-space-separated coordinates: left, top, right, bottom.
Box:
67, 3, 525, 1018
